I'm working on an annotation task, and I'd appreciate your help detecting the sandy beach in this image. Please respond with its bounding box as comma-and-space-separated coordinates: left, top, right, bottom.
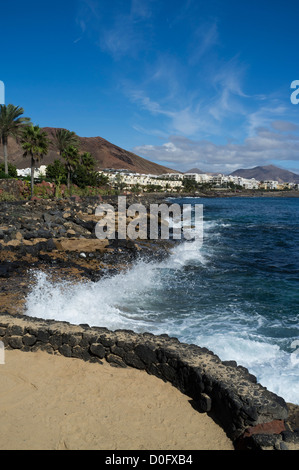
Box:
0, 349, 234, 450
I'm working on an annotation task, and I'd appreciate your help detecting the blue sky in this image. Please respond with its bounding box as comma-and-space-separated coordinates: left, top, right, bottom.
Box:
1, 0, 299, 173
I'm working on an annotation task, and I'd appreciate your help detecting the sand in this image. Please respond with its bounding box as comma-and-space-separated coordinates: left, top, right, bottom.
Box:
0, 349, 234, 450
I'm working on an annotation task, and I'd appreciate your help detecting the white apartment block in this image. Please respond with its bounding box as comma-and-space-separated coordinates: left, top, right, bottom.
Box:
227, 175, 260, 189
183, 173, 201, 182
104, 171, 183, 191
161, 173, 183, 180
198, 174, 213, 183
183, 173, 212, 183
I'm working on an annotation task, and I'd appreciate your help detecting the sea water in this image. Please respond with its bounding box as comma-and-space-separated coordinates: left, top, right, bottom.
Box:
25, 197, 299, 404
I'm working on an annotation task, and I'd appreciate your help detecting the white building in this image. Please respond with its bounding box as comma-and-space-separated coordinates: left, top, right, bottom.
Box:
263, 180, 279, 190
197, 174, 213, 183
17, 165, 47, 178
227, 175, 260, 189
242, 178, 260, 189
212, 174, 226, 186
183, 173, 203, 183
161, 173, 183, 180
104, 171, 183, 191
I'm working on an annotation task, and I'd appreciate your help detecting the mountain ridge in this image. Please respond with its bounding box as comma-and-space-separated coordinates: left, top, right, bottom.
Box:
230, 165, 299, 183
185, 165, 299, 183
184, 167, 219, 176
4, 127, 177, 176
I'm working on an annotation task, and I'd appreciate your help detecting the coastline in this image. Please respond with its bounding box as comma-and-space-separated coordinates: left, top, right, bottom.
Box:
171, 190, 299, 198
0, 195, 298, 450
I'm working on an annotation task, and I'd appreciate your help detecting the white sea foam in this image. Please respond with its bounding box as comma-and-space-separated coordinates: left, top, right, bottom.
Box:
25, 262, 160, 331
195, 332, 299, 404
25, 235, 205, 324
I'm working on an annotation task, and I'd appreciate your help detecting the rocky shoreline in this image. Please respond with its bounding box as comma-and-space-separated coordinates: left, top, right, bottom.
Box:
0, 195, 175, 311
0, 193, 299, 450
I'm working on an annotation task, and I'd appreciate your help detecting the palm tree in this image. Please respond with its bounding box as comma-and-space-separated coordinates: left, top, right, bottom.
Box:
0, 104, 31, 174
52, 128, 79, 156
21, 125, 50, 198
62, 145, 80, 193
80, 152, 96, 172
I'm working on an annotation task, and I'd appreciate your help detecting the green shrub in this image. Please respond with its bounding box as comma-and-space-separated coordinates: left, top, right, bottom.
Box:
0, 163, 18, 178
46, 159, 67, 185
0, 191, 17, 201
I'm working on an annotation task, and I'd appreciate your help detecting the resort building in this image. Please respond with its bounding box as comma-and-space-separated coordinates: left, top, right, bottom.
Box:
183, 173, 205, 183
17, 165, 47, 178
102, 171, 183, 191
260, 180, 279, 190
14, 164, 298, 192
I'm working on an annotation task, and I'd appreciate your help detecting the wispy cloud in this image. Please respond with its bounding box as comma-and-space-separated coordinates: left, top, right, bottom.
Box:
120, 38, 252, 140
207, 57, 249, 121
76, 0, 152, 58
84, 0, 100, 18
126, 87, 217, 137
247, 102, 289, 137
188, 21, 219, 65
96, 1, 154, 60
75, 1, 299, 173
76, 0, 248, 131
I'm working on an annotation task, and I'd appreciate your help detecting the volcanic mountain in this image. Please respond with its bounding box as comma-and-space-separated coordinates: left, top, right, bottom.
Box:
4, 127, 177, 175
230, 165, 299, 184
184, 168, 219, 176
184, 168, 205, 174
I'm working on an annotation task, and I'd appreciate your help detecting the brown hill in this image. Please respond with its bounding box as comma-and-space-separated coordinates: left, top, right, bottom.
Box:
230, 165, 299, 184
4, 127, 177, 175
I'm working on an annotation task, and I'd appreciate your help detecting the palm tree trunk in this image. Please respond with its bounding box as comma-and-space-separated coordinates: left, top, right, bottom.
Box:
31, 156, 35, 198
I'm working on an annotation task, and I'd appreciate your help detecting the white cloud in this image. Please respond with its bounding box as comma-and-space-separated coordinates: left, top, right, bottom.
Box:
271, 120, 299, 132
247, 104, 289, 137
134, 123, 299, 173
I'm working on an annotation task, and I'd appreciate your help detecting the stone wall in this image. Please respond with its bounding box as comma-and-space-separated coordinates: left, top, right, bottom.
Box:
1, 312, 297, 450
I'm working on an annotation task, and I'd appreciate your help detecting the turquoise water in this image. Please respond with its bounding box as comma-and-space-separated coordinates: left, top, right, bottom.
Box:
25, 197, 299, 404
